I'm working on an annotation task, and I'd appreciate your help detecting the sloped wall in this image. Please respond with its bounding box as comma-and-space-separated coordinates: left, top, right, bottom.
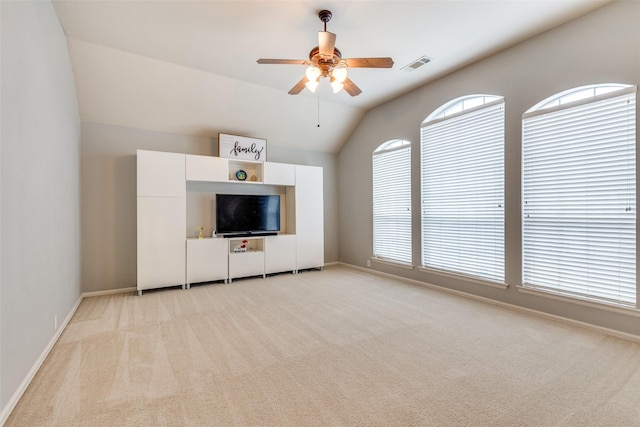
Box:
338, 1, 640, 336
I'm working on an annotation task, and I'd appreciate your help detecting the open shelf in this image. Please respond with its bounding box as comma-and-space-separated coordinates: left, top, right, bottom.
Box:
228, 159, 263, 183
229, 236, 264, 253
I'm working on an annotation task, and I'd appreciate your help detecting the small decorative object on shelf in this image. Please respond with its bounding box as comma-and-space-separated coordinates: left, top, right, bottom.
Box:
234, 239, 249, 252
250, 174, 258, 182
197, 226, 204, 239
235, 169, 247, 181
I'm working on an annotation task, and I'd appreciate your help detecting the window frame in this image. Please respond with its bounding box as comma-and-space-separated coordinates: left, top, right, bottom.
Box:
521, 84, 637, 308
372, 139, 413, 265
420, 95, 506, 283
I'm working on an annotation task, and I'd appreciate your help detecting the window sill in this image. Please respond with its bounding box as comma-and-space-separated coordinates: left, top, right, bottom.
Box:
516, 285, 640, 317
416, 266, 508, 290
370, 257, 414, 270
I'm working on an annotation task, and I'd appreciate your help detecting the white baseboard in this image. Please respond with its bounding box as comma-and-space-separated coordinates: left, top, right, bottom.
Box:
0, 295, 83, 426
82, 286, 136, 298
0, 286, 136, 425
338, 262, 640, 344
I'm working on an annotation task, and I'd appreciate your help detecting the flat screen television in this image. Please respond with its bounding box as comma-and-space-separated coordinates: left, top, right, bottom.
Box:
215, 194, 280, 237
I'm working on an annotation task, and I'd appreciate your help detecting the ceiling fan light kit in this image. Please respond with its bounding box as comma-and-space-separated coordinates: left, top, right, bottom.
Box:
305, 65, 347, 94
257, 9, 393, 97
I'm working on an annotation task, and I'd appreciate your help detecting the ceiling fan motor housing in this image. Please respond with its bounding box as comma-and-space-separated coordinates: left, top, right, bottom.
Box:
309, 46, 343, 76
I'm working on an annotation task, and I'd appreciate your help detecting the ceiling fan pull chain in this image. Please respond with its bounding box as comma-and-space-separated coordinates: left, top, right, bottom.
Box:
317, 89, 321, 127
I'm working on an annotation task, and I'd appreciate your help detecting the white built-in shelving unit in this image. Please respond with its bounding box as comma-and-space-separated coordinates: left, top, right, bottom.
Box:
136, 150, 324, 295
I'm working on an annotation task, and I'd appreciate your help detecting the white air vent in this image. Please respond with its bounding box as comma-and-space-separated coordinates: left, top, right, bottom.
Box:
401, 56, 432, 72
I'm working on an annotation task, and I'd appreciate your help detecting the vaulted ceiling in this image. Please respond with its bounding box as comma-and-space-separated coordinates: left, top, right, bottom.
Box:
52, 0, 612, 153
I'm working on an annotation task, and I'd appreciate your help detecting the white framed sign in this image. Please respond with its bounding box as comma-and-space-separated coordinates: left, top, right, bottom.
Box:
218, 133, 267, 162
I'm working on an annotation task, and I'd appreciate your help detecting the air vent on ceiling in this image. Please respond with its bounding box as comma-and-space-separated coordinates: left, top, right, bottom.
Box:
401, 56, 432, 72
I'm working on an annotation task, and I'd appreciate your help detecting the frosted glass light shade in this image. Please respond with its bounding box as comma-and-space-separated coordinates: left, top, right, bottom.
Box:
330, 80, 344, 93
305, 79, 319, 93
305, 66, 321, 81
332, 67, 347, 83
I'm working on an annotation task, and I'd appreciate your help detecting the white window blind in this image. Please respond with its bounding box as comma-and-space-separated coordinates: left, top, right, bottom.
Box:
373, 141, 412, 263
522, 86, 636, 306
421, 99, 505, 282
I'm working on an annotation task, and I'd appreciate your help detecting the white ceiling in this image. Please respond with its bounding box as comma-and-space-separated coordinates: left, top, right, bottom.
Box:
52, 0, 612, 153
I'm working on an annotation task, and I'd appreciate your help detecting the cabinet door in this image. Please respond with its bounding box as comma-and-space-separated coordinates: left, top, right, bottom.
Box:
296, 200, 324, 270
295, 165, 324, 270
264, 162, 295, 186
229, 252, 265, 280
137, 197, 186, 290
186, 238, 228, 284
265, 235, 297, 274
137, 150, 185, 197
186, 155, 228, 182
295, 165, 323, 201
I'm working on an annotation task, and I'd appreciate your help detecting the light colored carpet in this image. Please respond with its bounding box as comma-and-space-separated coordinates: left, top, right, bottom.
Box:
6, 266, 640, 426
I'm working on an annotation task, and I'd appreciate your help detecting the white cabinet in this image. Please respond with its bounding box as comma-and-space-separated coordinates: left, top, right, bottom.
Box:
264, 162, 295, 186
137, 150, 185, 197
137, 197, 186, 292
265, 235, 297, 274
296, 200, 324, 270
228, 237, 265, 281
185, 156, 267, 184
186, 154, 228, 182
137, 150, 186, 294
186, 238, 228, 286
295, 165, 324, 270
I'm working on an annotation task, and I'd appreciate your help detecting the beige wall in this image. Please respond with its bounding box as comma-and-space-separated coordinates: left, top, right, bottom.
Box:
338, 1, 640, 336
1, 0, 81, 415
80, 123, 339, 293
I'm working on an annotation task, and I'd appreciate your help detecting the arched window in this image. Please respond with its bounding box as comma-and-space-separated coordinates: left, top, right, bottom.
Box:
426, 95, 502, 121
420, 95, 505, 282
372, 139, 412, 264
522, 84, 637, 306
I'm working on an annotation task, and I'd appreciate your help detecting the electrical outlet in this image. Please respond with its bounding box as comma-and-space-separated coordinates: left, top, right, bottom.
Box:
54, 315, 58, 331
366, 259, 371, 267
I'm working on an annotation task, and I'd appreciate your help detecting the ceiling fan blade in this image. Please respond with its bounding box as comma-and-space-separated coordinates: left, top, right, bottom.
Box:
257, 59, 309, 65
343, 78, 362, 97
342, 57, 394, 68
288, 77, 308, 95
318, 31, 336, 58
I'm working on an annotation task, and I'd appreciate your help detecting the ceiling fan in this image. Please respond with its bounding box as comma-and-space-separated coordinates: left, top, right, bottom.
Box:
257, 9, 394, 96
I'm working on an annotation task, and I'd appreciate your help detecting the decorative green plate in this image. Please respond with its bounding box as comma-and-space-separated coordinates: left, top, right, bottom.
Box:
235, 169, 247, 181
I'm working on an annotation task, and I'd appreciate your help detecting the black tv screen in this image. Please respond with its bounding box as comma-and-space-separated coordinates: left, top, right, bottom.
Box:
216, 194, 280, 237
